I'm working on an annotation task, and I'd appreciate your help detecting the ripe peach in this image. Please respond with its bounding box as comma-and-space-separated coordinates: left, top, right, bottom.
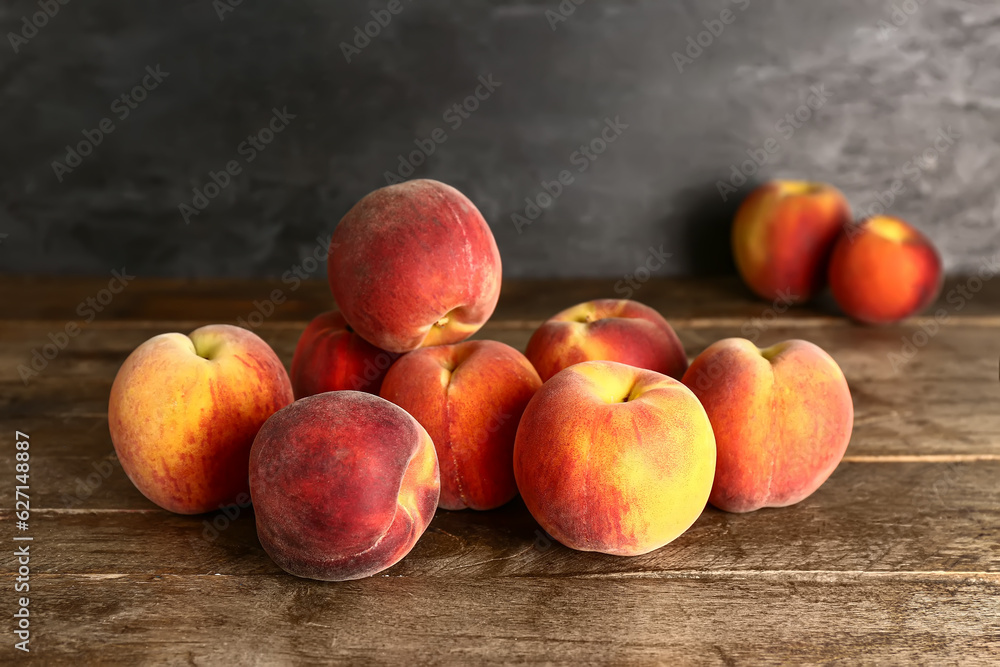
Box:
524, 299, 688, 382
732, 180, 851, 303
290, 310, 398, 398
682, 338, 853, 513
829, 216, 943, 324
249, 392, 440, 581
380, 340, 542, 510
513, 361, 716, 556
328, 179, 502, 353
108, 325, 293, 514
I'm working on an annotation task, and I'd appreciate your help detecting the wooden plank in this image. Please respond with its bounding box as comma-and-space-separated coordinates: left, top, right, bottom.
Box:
3, 275, 1000, 323
3, 322, 999, 458
2, 461, 998, 575
5, 573, 998, 664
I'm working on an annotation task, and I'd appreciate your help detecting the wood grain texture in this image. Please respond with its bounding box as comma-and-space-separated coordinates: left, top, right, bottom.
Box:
0, 278, 997, 664
4, 574, 999, 665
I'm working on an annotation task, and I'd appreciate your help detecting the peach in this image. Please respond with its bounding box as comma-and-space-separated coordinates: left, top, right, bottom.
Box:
290, 310, 399, 398
829, 216, 943, 324
682, 338, 853, 513
328, 179, 502, 353
380, 340, 542, 510
732, 180, 851, 303
524, 299, 688, 382
108, 325, 293, 514
513, 361, 716, 556
249, 391, 440, 581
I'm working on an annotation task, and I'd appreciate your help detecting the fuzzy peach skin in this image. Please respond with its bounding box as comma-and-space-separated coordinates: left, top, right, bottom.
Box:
829, 216, 943, 325
327, 179, 502, 353
732, 180, 852, 303
290, 310, 399, 398
524, 299, 688, 382
249, 392, 440, 581
682, 338, 853, 513
108, 325, 293, 514
380, 340, 542, 510
513, 361, 716, 556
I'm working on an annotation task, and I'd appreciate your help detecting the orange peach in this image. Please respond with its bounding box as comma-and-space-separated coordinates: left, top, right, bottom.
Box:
829, 216, 943, 324
732, 180, 851, 303
108, 325, 293, 514
328, 179, 502, 353
249, 391, 440, 581
380, 340, 542, 510
682, 338, 853, 513
513, 361, 716, 556
524, 299, 688, 382
290, 310, 399, 398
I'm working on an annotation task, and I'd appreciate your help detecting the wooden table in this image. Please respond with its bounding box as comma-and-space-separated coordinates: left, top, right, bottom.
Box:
2, 276, 999, 664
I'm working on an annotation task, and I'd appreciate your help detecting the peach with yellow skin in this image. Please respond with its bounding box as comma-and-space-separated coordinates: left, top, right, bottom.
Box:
513, 361, 716, 556
108, 325, 294, 514
290, 310, 398, 398
525, 299, 688, 382
682, 338, 853, 513
328, 179, 502, 353
829, 216, 942, 325
250, 392, 440, 581
380, 340, 542, 510
732, 180, 851, 303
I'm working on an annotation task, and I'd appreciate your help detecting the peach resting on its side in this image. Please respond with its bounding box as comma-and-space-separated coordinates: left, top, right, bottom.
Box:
327, 179, 502, 353
249, 392, 440, 581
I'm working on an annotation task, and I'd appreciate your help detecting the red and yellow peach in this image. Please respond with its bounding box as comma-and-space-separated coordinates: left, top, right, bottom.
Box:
829, 216, 942, 324
327, 179, 502, 353
380, 340, 542, 510
682, 338, 853, 513
108, 325, 294, 514
525, 299, 688, 382
732, 180, 851, 303
513, 360, 716, 556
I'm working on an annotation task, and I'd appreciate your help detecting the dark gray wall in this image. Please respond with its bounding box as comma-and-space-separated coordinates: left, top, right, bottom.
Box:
1, 0, 997, 278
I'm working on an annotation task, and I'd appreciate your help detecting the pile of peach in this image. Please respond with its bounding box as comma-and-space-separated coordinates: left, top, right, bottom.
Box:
109, 179, 856, 581
733, 180, 943, 324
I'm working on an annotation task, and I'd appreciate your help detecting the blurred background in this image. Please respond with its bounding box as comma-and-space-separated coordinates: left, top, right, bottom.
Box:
1, 0, 998, 278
